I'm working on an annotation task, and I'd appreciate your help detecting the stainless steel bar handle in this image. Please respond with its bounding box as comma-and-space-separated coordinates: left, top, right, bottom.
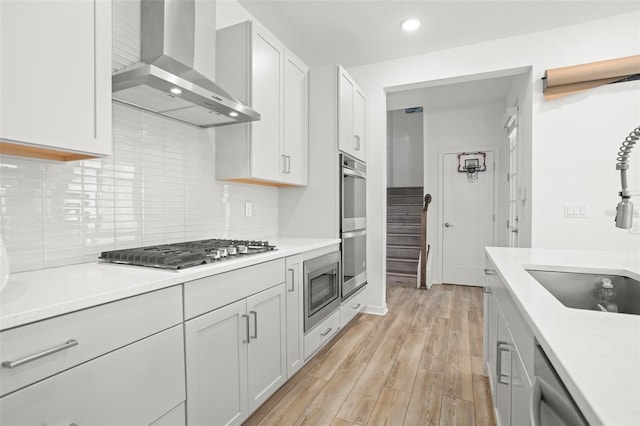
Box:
288, 268, 295, 292
281, 154, 287, 174
483, 286, 494, 294
2, 339, 79, 369
320, 327, 333, 337
496, 341, 511, 385
530, 376, 585, 426
242, 314, 250, 343
353, 303, 361, 310
354, 135, 361, 151
250, 310, 258, 339
286, 155, 291, 174
484, 268, 497, 275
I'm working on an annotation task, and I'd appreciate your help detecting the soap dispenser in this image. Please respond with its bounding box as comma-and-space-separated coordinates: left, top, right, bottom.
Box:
596, 278, 618, 313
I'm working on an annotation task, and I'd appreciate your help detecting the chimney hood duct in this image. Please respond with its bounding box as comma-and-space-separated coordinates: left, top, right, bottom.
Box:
112, 0, 260, 128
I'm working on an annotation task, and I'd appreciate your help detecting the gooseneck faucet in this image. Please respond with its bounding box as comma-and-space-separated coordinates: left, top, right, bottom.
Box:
615, 125, 639, 229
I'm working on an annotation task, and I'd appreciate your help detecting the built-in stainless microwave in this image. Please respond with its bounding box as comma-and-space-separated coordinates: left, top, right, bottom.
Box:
341, 154, 366, 232
303, 251, 341, 333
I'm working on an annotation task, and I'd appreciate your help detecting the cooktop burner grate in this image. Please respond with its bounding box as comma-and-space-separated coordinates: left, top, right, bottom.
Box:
99, 239, 276, 269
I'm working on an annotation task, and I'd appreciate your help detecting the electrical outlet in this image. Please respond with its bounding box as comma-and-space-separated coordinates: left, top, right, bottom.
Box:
245, 201, 252, 217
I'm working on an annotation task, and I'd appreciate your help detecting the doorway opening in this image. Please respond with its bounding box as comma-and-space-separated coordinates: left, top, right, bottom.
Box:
385, 67, 532, 289
386, 107, 424, 287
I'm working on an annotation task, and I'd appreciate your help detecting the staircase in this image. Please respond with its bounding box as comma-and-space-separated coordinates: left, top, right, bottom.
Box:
387, 187, 423, 286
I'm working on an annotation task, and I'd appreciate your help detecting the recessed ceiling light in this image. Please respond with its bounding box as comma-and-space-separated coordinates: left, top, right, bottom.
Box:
401, 19, 421, 32
229, 111, 239, 117
170, 87, 182, 95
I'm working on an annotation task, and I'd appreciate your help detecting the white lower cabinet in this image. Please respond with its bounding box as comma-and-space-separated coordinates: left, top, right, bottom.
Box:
0, 325, 186, 425
185, 283, 286, 425
484, 258, 533, 426
304, 309, 340, 360
285, 255, 304, 378
339, 285, 367, 328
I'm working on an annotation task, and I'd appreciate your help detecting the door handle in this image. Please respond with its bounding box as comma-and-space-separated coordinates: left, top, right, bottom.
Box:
288, 268, 295, 292
444, 222, 454, 228
285, 155, 291, 174
242, 314, 250, 343
496, 341, 511, 385
250, 310, 258, 340
354, 135, 361, 151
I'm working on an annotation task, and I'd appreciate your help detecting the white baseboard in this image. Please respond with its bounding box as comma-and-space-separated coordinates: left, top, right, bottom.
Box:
361, 304, 388, 316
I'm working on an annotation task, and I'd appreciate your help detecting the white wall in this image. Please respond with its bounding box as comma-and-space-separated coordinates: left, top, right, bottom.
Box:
387, 109, 423, 188
0, 0, 280, 273
348, 12, 640, 311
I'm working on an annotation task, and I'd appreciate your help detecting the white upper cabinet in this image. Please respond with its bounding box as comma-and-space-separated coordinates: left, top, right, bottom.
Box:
338, 66, 366, 161
215, 21, 308, 186
0, 0, 112, 161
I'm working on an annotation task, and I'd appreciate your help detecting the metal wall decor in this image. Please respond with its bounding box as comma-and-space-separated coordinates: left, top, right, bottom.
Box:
457, 152, 487, 183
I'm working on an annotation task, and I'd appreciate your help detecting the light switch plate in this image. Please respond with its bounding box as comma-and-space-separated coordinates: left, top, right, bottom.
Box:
564, 204, 589, 218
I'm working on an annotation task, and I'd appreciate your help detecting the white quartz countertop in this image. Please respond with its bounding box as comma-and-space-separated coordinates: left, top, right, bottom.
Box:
485, 247, 640, 426
0, 238, 340, 331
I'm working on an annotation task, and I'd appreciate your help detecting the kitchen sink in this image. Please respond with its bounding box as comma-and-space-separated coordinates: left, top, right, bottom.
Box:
526, 269, 640, 315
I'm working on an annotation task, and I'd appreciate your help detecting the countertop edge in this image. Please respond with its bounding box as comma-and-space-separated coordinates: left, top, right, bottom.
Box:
0, 238, 341, 331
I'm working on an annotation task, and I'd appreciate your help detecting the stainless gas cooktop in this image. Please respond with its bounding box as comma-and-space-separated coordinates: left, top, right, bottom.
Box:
99, 239, 276, 269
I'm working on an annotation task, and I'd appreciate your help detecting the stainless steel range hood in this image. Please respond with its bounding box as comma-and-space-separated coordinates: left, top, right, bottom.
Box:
112, 0, 259, 128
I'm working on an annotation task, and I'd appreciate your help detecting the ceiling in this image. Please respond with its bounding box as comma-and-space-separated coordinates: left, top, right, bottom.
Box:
237, 0, 640, 69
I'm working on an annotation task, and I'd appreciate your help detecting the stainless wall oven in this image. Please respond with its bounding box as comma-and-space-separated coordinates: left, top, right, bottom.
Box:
304, 251, 341, 333
341, 154, 366, 232
340, 153, 367, 300
342, 229, 366, 298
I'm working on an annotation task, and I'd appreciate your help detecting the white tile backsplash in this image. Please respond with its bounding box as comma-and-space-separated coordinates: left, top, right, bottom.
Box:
0, 102, 279, 273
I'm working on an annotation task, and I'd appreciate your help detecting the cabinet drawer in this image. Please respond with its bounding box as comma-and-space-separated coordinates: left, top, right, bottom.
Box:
150, 402, 186, 426
184, 259, 285, 320
0, 285, 183, 396
304, 310, 340, 360
0, 325, 185, 425
340, 285, 367, 328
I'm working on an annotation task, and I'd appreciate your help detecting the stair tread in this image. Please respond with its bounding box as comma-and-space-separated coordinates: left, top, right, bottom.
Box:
387, 257, 419, 263
387, 271, 418, 277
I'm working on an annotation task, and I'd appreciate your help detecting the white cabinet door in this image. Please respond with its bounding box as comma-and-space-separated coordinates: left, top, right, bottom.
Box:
495, 310, 512, 426
0, 326, 185, 426
285, 255, 304, 378
0, 0, 112, 159
185, 299, 249, 426
283, 52, 309, 185
250, 27, 284, 182
337, 66, 366, 161
338, 68, 355, 157
510, 349, 532, 426
353, 88, 366, 158
246, 284, 287, 412
216, 21, 309, 186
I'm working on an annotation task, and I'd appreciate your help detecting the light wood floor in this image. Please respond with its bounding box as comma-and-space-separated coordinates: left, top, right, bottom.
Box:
244, 284, 496, 426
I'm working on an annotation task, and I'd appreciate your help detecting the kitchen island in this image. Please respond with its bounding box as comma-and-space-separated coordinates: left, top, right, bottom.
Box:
485, 247, 640, 426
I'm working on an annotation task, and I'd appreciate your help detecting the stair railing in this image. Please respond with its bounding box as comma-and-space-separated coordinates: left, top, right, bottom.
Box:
420, 193, 432, 288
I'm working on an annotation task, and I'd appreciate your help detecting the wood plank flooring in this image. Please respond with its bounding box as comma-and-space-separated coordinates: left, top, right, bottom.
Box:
244, 284, 495, 426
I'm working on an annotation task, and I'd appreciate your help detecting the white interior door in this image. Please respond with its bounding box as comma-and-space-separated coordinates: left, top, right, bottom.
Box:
442, 151, 495, 286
